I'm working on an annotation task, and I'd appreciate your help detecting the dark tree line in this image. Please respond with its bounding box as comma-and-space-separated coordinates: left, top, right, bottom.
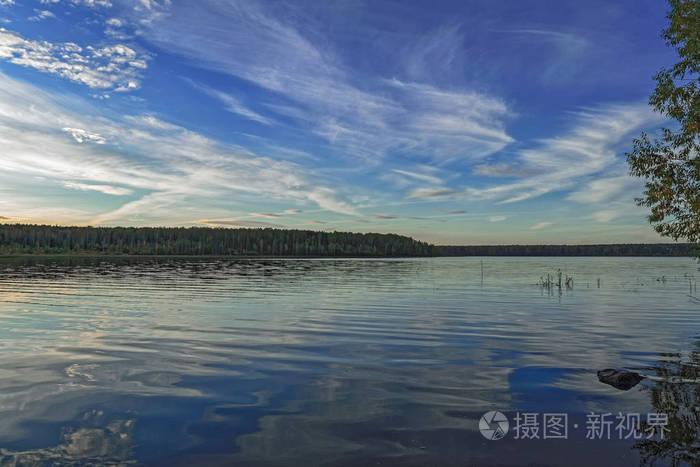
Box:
437, 243, 697, 257
0, 224, 695, 257
0, 224, 433, 257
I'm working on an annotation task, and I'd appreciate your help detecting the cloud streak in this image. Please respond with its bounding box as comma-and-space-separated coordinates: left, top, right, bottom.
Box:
193, 219, 283, 228
186, 79, 273, 125
530, 222, 552, 230
405, 103, 663, 205
0, 72, 358, 225
63, 182, 133, 196
132, 1, 513, 163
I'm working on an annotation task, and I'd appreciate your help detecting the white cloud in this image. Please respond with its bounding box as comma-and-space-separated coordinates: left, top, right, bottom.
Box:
132, 1, 513, 163
63, 182, 133, 196
401, 24, 465, 82
420, 103, 662, 205
306, 187, 357, 216
0, 28, 148, 90
498, 29, 589, 84
125, 115, 180, 131
566, 173, 648, 225
186, 79, 273, 125
62, 127, 106, 144
105, 18, 122, 27
0, 0, 15, 5
193, 218, 282, 228
387, 80, 513, 159
38, 0, 113, 6
530, 222, 552, 230
28, 10, 55, 21
489, 216, 507, 222
493, 104, 660, 204
0, 72, 358, 225
566, 175, 641, 204
391, 169, 442, 185
592, 210, 618, 222
407, 188, 459, 199
73, 0, 112, 7
472, 162, 539, 177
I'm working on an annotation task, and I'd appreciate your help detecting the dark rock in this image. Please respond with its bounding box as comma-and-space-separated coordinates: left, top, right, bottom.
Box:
597, 369, 645, 390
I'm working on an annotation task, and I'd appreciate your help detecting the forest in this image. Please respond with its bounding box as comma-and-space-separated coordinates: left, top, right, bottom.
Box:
438, 243, 697, 257
0, 224, 696, 257
0, 224, 433, 256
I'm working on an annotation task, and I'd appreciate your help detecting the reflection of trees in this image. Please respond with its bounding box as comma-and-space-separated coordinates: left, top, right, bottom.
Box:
0, 414, 134, 466
634, 343, 700, 466
0, 256, 427, 285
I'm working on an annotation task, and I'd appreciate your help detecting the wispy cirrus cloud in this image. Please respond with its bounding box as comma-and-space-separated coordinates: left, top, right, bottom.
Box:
371, 214, 427, 221
498, 28, 590, 84
566, 175, 641, 204
391, 169, 442, 185
131, 1, 513, 163
566, 174, 647, 224
63, 182, 132, 196
530, 221, 552, 230
186, 79, 273, 125
401, 24, 465, 83
592, 210, 618, 223
472, 162, 539, 178
193, 219, 282, 229
406, 103, 662, 205
407, 188, 459, 199
480, 104, 661, 204
0, 72, 358, 225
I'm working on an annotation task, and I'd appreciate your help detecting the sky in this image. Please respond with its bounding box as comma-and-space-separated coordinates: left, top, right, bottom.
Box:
0, 0, 681, 244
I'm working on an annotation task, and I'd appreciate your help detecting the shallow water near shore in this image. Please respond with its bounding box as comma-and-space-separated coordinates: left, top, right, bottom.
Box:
0, 256, 697, 466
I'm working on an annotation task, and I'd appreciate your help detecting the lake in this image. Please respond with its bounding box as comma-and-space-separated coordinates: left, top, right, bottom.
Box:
0, 256, 697, 466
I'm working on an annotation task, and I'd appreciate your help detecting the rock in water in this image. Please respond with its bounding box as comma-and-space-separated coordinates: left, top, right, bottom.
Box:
597, 369, 645, 390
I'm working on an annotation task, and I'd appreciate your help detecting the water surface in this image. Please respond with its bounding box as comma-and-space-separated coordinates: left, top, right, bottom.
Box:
0, 256, 698, 466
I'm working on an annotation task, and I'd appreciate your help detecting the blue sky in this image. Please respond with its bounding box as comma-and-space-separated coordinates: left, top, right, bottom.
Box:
0, 0, 678, 244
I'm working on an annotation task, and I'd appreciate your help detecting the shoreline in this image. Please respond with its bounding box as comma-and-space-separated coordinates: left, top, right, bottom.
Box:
0, 253, 696, 259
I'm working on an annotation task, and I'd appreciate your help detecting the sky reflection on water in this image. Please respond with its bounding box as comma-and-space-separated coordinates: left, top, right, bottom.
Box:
0, 256, 697, 466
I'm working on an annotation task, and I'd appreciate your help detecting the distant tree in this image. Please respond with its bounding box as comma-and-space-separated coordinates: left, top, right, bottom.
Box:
627, 0, 699, 251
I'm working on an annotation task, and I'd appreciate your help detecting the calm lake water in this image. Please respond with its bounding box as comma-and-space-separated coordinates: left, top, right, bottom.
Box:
0, 256, 698, 466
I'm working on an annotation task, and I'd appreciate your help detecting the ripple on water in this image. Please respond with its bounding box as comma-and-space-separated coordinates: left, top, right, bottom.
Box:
0, 256, 697, 465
